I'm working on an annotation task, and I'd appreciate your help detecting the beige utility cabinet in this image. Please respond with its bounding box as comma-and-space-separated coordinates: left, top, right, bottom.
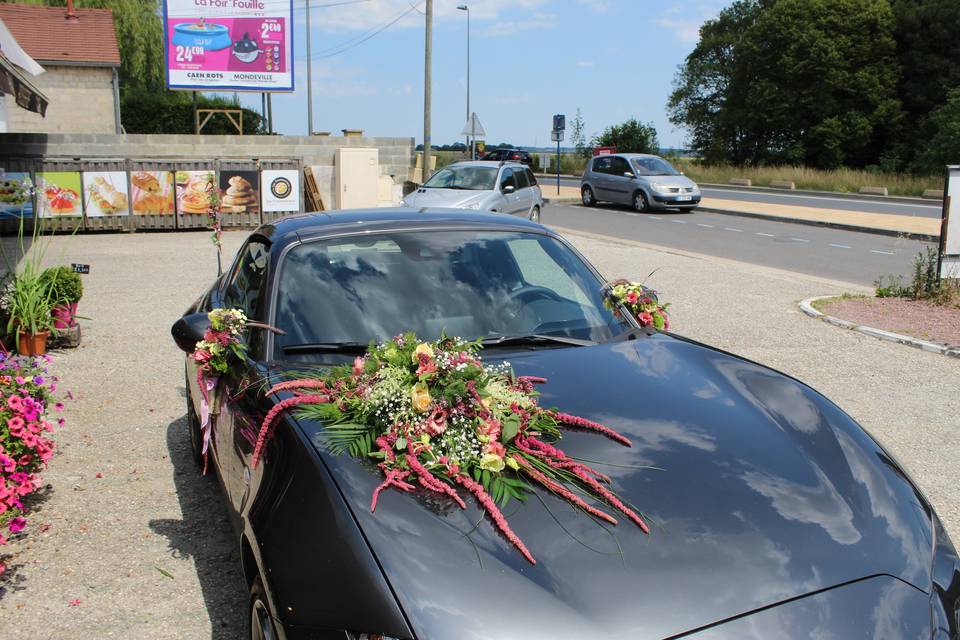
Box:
335, 147, 379, 209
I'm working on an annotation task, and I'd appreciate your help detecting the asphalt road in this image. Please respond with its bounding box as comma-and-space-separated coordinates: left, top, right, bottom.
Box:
547, 177, 942, 219
542, 202, 934, 285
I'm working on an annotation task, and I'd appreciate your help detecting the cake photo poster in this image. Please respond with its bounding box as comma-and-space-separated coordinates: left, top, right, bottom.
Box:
36, 172, 83, 218
82, 171, 130, 217
175, 169, 215, 215
131, 171, 175, 215
219, 170, 260, 214
0, 172, 34, 218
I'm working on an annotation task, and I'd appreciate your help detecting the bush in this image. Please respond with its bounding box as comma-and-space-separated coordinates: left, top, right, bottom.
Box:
39, 267, 83, 305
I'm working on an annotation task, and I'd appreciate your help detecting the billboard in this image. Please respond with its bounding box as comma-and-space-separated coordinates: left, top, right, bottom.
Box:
163, 0, 294, 92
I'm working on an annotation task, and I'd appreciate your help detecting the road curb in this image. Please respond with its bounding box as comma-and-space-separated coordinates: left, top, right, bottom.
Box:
698, 206, 939, 242
699, 182, 941, 206
799, 296, 959, 358
543, 196, 581, 205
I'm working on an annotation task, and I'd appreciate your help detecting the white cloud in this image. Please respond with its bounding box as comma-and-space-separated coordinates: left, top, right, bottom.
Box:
656, 2, 729, 44
308, 62, 378, 97
576, 60, 594, 68
655, 17, 703, 43
480, 11, 557, 37
576, 0, 611, 13
310, 0, 548, 32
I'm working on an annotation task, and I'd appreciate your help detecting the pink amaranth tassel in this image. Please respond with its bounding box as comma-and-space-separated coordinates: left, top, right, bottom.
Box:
371, 469, 414, 511
266, 379, 330, 396
515, 456, 617, 525
548, 411, 632, 447
251, 394, 329, 468
517, 375, 547, 384
405, 454, 466, 509
568, 465, 650, 534
455, 474, 536, 565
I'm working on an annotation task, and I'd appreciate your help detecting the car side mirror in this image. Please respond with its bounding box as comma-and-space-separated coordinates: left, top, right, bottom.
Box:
502, 184, 516, 194
171, 311, 210, 353
624, 172, 635, 178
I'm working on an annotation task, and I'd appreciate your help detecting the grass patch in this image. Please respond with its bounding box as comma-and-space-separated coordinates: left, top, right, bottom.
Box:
673, 160, 942, 198
811, 293, 865, 313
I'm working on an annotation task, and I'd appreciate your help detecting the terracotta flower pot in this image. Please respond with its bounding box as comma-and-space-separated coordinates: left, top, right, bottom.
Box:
18, 329, 50, 356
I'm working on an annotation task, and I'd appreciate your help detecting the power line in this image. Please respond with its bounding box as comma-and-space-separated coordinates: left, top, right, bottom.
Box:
299, 0, 423, 60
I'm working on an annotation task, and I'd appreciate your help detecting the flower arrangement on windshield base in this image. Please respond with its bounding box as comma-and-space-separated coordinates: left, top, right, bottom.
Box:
191, 308, 247, 472
252, 333, 650, 564
603, 279, 670, 330
0, 352, 65, 576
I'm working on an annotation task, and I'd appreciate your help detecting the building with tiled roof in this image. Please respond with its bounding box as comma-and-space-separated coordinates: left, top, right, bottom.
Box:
0, 2, 121, 134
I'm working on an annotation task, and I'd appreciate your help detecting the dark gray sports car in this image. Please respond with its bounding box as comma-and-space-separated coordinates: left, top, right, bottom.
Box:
172, 209, 960, 640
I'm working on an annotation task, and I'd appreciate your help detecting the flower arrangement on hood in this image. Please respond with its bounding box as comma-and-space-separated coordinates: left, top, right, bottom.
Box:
603, 279, 670, 331
252, 332, 650, 564
0, 352, 65, 575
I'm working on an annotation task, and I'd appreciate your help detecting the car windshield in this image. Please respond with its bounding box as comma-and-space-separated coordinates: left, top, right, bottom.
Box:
273, 230, 631, 357
421, 166, 498, 190
632, 157, 680, 176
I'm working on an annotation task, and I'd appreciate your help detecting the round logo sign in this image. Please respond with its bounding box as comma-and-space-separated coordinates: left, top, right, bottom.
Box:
270, 177, 292, 199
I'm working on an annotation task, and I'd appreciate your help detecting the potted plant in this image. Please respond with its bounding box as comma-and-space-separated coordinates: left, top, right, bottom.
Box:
5, 265, 56, 355
40, 266, 83, 329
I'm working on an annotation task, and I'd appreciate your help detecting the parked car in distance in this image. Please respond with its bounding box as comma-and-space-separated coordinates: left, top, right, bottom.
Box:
481, 147, 534, 168
171, 209, 960, 640
581, 153, 701, 212
401, 161, 543, 222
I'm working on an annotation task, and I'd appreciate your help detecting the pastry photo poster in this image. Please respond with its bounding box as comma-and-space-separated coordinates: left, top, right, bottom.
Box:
0, 172, 34, 218
37, 172, 83, 218
176, 169, 215, 216
131, 171, 175, 215
219, 171, 260, 214
261, 169, 300, 212
82, 172, 130, 217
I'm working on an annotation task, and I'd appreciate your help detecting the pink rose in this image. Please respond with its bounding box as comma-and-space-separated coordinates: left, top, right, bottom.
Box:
625, 291, 639, 304
352, 357, 365, 376
638, 311, 654, 326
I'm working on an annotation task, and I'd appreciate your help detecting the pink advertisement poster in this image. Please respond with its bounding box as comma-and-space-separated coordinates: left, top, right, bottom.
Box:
164, 0, 293, 92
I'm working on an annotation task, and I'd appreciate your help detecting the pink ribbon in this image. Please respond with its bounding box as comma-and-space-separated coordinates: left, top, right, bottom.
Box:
197, 374, 218, 475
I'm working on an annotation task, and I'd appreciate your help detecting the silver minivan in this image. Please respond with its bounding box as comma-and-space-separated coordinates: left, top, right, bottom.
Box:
401, 161, 543, 222
580, 153, 700, 212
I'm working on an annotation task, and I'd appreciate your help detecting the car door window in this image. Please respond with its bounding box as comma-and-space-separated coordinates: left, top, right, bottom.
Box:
222, 240, 269, 336
594, 157, 612, 175
500, 168, 516, 191
611, 157, 632, 177
506, 238, 592, 306
525, 169, 538, 186
514, 168, 530, 189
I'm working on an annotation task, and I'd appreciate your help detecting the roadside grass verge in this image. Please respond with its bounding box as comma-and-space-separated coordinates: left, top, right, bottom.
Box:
811, 293, 866, 313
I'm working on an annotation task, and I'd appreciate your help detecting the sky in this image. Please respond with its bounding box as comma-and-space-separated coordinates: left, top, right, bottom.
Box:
227, 0, 730, 148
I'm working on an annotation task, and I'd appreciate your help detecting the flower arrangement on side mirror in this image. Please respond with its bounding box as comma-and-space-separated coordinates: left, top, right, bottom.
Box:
603, 279, 671, 331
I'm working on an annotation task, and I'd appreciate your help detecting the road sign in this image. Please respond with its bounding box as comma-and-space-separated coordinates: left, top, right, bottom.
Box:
538, 154, 550, 170
551, 130, 564, 142
593, 146, 616, 156
939, 165, 960, 279
461, 112, 485, 137
553, 114, 565, 132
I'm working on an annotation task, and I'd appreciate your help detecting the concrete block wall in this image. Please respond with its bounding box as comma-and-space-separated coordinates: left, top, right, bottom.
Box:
6, 66, 116, 135
0, 133, 415, 211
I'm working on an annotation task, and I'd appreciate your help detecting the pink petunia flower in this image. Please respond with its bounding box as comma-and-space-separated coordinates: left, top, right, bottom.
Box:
68, 599, 81, 607
6, 395, 23, 412
8, 516, 26, 533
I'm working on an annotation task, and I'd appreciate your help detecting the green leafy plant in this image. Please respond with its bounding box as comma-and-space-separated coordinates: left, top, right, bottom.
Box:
39, 266, 83, 305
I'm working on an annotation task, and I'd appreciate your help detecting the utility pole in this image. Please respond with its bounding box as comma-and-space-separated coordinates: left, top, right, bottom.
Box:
457, 4, 470, 157
422, 0, 433, 181
305, 0, 314, 135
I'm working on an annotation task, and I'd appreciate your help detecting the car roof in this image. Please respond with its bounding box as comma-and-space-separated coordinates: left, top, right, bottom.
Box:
447, 160, 529, 169
605, 153, 662, 160
253, 207, 552, 251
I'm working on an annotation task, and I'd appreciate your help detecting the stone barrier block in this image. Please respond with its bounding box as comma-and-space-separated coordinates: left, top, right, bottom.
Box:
728, 178, 752, 187
922, 189, 944, 200
770, 180, 796, 190
859, 186, 888, 196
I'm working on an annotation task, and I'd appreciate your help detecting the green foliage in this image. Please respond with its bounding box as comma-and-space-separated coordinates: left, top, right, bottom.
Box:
874, 274, 909, 298
911, 89, 960, 174
592, 118, 659, 155
120, 88, 265, 135
39, 266, 83, 304
571, 108, 588, 159
874, 247, 959, 307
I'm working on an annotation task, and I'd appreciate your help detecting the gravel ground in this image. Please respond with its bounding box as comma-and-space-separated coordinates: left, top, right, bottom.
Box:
0, 226, 957, 639
816, 295, 960, 346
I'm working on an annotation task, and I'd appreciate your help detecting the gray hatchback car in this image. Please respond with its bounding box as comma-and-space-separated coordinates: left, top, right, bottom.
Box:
580, 153, 700, 212
401, 161, 544, 222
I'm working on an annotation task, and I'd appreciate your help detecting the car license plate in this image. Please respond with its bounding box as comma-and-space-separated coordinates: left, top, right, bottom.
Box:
677, 195, 692, 201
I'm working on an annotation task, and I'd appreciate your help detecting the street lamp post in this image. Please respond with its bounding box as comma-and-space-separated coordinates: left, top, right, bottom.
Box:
457, 4, 470, 158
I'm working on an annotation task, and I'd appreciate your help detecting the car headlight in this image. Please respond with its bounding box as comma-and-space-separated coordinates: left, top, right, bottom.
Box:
648, 182, 672, 194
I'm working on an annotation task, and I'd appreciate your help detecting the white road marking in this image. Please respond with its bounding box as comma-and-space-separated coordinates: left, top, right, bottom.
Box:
624, 212, 640, 217
830, 243, 852, 249
648, 216, 662, 220
702, 188, 941, 209
790, 237, 811, 243
671, 220, 688, 224
870, 249, 895, 255
756, 232, 775, 237
696, 223, 714, 228
724, 227, 743, 232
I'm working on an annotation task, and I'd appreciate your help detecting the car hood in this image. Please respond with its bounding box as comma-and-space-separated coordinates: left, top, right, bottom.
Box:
300, 335, 932, 639
402, 188, 490, 209
641, 174, 698, 189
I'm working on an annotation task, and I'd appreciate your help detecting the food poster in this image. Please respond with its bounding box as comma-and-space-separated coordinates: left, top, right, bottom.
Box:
36, 172, 83, 218
82, 171, 130, 217
163, 0, 294, 92
131, 171, 175, 215
261, 169, 300, 212
0, 172, 34, 218
175, 170, 216, 216
219, 170, 260, 215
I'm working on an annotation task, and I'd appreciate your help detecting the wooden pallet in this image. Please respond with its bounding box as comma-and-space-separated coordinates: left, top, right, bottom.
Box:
303, 166, 326, 212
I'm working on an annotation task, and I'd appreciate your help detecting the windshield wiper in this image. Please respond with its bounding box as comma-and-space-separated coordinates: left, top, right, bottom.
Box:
282, 342, 369, 354
481, 334, 594, 348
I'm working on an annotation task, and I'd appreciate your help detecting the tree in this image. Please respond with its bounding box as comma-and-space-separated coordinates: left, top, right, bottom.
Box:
120, 88, 264, 134
911, 89, 960, 174
571, 109, 588, 158
592, 119, 659, 154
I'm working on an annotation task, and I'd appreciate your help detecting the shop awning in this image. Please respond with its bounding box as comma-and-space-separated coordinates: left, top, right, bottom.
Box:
0, 54, 47, 116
